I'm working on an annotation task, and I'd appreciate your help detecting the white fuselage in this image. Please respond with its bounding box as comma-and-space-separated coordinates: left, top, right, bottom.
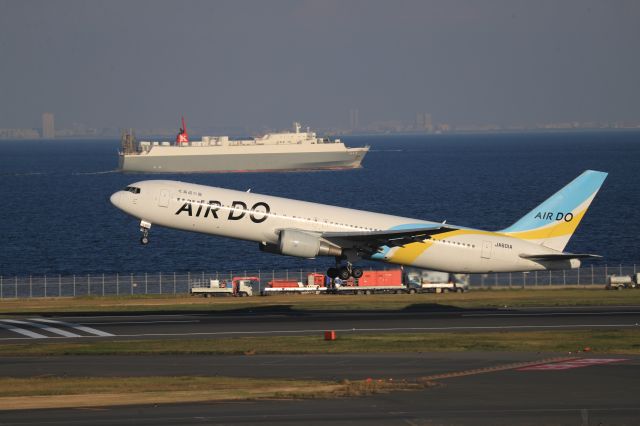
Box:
110, 180, 578, 273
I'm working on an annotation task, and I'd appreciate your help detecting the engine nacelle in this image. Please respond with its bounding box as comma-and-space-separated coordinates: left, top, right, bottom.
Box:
259, 230, 341, 259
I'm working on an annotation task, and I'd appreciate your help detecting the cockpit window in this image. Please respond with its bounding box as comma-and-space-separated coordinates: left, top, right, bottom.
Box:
124, 186, 141, 194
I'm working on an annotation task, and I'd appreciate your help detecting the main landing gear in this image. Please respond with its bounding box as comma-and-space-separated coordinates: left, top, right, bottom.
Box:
139, 220, 152, 245
327, 262, 363, 280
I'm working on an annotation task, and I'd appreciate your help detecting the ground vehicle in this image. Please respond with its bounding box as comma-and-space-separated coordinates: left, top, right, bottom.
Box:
190, 276, 261, 297
333, 270, 407, 295
605, 274, 638, 290
263, 269, 470, 295
406, 270, 469, 293
262, 274, 324, 295
263, 270, 408, 295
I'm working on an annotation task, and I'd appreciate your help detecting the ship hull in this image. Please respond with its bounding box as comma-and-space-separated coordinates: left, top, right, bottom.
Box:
119, 148, 368, 173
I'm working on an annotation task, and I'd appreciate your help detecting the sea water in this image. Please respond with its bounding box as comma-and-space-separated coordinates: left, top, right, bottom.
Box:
1, 131, 638, 275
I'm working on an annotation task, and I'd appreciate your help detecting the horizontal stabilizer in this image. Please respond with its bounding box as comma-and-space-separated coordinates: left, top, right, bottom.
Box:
519, 253, 602, 261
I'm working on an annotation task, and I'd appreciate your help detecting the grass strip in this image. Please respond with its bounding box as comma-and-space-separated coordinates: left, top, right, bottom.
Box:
0, 376, 431, 410
0, 329, 638, 356
2, 289, 640, 315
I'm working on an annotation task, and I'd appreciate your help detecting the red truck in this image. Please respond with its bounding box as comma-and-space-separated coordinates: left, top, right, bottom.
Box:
335, 269, 406, 294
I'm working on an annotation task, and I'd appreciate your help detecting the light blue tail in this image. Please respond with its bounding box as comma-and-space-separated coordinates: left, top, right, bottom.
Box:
500, 170, 608, 251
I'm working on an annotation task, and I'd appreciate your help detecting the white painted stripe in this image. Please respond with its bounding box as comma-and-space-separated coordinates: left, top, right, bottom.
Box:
3, 319, 81, 338
31, 318, 114, 337
0, 321, 48, 339
78, 320, 200, 325
463, 311, 640, 317
56, 313, 209, 320
511, 306, 640, 310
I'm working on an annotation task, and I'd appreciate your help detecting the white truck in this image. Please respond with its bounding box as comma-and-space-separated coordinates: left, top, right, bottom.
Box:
406, 270, 470, 293
190, 276, 261, 297
605, 274, 639, 290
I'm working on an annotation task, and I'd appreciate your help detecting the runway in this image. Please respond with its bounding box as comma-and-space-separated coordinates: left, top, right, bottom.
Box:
1, 306, 638, 424
1, 305, 639, 342
1, 353, 638, 425
0, 352, 593, 379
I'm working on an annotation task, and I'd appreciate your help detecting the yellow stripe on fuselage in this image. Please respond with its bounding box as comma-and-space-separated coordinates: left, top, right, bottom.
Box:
389, 240, 435, 264
388, 229, 495, 265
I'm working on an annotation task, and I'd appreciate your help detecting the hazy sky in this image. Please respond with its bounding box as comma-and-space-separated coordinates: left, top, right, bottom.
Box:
1, 0, 639, 130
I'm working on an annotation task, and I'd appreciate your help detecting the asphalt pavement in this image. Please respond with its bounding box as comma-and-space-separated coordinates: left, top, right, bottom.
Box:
1, 305, 639, 342
0, 305, 638, 425
1, 353, 638, 425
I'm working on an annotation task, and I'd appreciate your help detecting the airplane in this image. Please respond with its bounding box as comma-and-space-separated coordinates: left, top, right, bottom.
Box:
110, 170, 607, 280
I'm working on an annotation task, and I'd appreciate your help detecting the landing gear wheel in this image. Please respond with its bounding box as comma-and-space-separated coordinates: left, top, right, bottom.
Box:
338, 266, 351, 281
139, 220, 152, 246
327, 268, 338, 279
352, 267, 363, 279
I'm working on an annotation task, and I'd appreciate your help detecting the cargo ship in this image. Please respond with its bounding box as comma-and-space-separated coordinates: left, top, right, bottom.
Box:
119, 119, 368, 173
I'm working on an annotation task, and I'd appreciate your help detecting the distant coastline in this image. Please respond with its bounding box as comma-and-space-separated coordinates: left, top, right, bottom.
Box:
2, 127, 640, 142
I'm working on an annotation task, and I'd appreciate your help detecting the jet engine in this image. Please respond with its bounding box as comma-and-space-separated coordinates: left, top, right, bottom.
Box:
259, 230, 341, 258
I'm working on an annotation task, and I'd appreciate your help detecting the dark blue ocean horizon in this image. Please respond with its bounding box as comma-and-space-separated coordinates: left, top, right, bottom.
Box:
1, 130, 639, 276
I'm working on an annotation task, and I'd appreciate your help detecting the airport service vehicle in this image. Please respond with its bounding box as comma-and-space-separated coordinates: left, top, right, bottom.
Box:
190, 276, 261, 297
406, 270, 469, 293
262, 273, 334, 295
263, 283, 323, 295
111, 170, 607, 277
262, 273, 325, 295
332, 269, 406, 295
119, 120, 368, 173
262, 270, 406, 295
605, 274, 639, 290
262, 270, 467, 295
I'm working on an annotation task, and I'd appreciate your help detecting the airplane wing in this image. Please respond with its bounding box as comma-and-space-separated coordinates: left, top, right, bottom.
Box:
321, 225, 458, 254
519, 253, 602, 261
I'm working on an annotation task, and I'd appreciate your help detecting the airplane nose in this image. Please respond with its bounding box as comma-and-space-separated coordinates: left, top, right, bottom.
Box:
110, 191, 124, 209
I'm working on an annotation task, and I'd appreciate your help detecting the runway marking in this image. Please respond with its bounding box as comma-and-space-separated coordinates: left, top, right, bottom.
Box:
2, 319, 82, 338
78, 320, 200, 325
0, 322, 636, 341
463, 311, 640, 317
517, 358, 628, 371
0, 321, 48, 339
31, 318, 114, 337
508, 305, 640, 310
57, 313, 209, 319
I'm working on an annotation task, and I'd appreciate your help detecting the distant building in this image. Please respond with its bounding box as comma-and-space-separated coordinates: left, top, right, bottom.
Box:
42, 112, 55, 139
0, 128, 40, 139
349, 108, 359, 131
415, 112, 433, 133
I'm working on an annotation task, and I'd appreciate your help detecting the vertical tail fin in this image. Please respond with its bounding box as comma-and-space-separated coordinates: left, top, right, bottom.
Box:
500, 170, 607, 251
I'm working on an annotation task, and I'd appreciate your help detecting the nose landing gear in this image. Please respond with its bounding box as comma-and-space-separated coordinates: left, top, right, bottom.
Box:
139, 220, 152, 245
